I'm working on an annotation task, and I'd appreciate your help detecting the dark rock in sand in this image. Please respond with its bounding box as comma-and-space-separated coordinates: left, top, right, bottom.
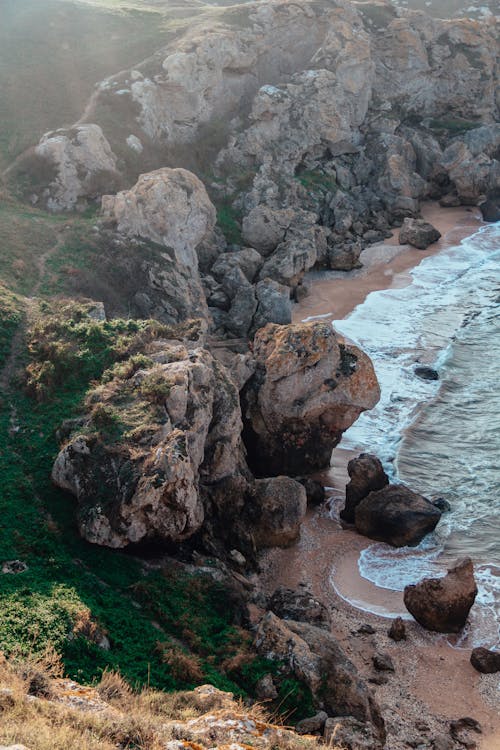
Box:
296, 711, 328, 735
354, 484, 441, 547
388, 617, 407, 641
479, 198, 500, 222
450, 717, 482, 747
373, 653, 395, 672
357, 623, 376, 635
404, 557, 477, 633
432, 735, 454, 750
399, 218, 441, 249
268, 584, 332, 630
341, 453, 389, 524
470, 647, 500, 674
296, 476, 326, 506
415, 365, 439, 380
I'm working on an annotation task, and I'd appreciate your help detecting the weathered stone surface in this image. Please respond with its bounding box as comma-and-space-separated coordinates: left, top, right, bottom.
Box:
253, 278, 291, 333
470, 647, 500, 674
52, 344, 243, 548
243, 322, 379, 475
268, 585, 331, 630
254, 612, 384, 737
372, 653, 395, 672
341, 453, 389, 524
33, 124, 119, 211
251, 477, 307, 548
355, 484, 442, 547
295, 711, 328, 735
404, 558, 478, 633
388, 617, 407, 642
399, 217, 441, 249
323, 716, 384, 750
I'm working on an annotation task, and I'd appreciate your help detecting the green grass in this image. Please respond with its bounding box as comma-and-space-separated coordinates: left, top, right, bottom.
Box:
216, 202, 243, 245
0, 285, 22, 369
428, 117, 479, 134
295, 169, 337, 196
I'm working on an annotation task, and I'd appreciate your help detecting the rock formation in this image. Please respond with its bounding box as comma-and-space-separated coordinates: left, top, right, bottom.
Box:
354, 484, 442, 547
403, 557, 478, 633
341, 453, 389, 523
243, 321, 380, 475
399, 218, 441, 249
268, 584, 332, 630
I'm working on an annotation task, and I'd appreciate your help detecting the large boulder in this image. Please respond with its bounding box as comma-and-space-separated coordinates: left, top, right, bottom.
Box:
243, 322, 380, 475
341, 453, 389, 524
254, 612, 385, 739
268, 585, 332, 630
354, 484, 441, 547
52, 343, 243, 548
399, 218, 441, 249
403, 558, 478, 633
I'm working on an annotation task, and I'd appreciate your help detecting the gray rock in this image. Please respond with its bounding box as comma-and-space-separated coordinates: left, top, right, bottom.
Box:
399, 218, 441, 249
252, 477, 307, 549
323, 716, 384, 749
255, 673, 278, 701
296, 711, 328, 735
341, 453, 389, 524
211, 247, 263, 284
252, 278, 291, 333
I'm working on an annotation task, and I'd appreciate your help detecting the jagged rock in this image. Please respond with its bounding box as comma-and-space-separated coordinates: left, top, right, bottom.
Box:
388, 617, 407, 642
243, 322, 379, 475
52, 344, 243, 548
404, 558, 478, 633
242, 206, 300, 256
254, 612, 385, 737
327, 240, 362, 271
449, 717, 482, 748
439, 193, 461, 208
268, 585, 332, 630
211, 247, 263, 284
296, 711, 328, 735
258, 221, 329, 287
355, 484, 441, 547
470, 647, 500, 674
251, 477, 307, 548
372, 653, 395, 672
357, 623, 376, 635
399, 218, 441, 249
341, 453, 389, 524
252, 278, 292, 333
440, 126, 500, 204
323, 716, 384, 750
30, 124, 119, 211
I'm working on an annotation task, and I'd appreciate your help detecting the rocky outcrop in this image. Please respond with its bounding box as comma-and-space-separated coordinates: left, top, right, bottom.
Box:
102, 168, 216, 327
243, 321, 380, 475
470, 647, 500, 674
251, 477, 307, 548
52, 342, 243, 548
268, 584, 332, 630
254, 611, 385, 739
403, 557, 478, 633
30, 124, 120, 211
323, 716, 383, 750
439, 124, 500, 204
341, 453, 389, 524
354, 484, 442, 547
399, 217, 441, 249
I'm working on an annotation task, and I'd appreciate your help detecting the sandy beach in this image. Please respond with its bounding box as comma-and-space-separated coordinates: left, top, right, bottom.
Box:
260, 204, 500, 748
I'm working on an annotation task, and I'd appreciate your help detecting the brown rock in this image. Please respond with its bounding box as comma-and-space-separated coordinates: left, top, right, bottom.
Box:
450, 717, 482, 749
251, 477, 307, 549
404, 558, 478, 633
341, 453, 389, 523
268, 585, 331, 630
388, 617, 407, 642
470, 647, 500, 674
354, 484, 441, 547
323, 716, 384, 749
399, 218, 441, 249
372, 653, 394, 672
295, 711, 328, 735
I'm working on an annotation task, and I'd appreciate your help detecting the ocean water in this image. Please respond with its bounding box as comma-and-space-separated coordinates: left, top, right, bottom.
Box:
332, 222, 500, 648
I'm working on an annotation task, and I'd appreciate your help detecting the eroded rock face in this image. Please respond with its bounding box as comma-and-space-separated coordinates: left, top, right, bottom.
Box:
354, 484, 442, 547
243, 321, 380, 475
33, 124, 119, 211
52, 343, 242, 548
341, 453, 389, 524
404, 557, 478, 633
251, 477, 307, 548
399, 217, 441, 249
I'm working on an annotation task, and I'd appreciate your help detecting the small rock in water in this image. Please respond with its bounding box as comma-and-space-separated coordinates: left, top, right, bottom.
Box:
388, 617, 407, 641
470, 647, 500, 673
432, 497, 451, 513
414, 366, 439, 380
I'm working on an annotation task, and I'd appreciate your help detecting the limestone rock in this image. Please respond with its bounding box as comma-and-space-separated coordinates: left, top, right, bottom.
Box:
355, 484, 442, 547
52, 344, 242, 548
399, 217, 441, 249
33, 124, 119, 211
251, 477, 307, 548
296, 711, 328, 735
252, 278, 291, 333
404, 557, 478, 633
243, 322, 380, 475
470, 647, 500, 674
268, 585, 332, 629
323, 716, 384, 750
341, 453, 389, 524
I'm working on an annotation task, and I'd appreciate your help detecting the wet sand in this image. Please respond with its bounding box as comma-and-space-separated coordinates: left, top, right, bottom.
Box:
261, 204, 500, 748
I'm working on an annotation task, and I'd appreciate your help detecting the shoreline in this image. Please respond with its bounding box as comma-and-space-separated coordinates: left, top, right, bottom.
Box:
261, 203, 500, 748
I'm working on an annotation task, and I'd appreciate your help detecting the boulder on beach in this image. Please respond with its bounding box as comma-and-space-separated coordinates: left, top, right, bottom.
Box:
403, 557, 477, 633
268, 584, 332, 630
354, 484, 442, 547
399, 218, 441, 249
341, 453, 389, 524
479, 197, 500, 222
470, 647, 500, 674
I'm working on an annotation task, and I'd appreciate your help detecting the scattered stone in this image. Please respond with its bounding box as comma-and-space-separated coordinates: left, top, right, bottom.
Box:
470, 647, 500, 674
414, 366, 439, 380
388, 617, 407, 641
341, 453, 389, 523
295, 710, 328, 735
323, 715, 384, 749
268, 585, 332, 630
357, 623, 376, 635
372, 653, 395, 672
404, 558, 477, 633
368, 675, 389, 686
355, 484, 442, 547
432, 735, 454, 750
255, 673, 278, 701
228, 549, 246, 569
399, 218, 441, 249
2, 560, 28, 574
450, 717, 482, 748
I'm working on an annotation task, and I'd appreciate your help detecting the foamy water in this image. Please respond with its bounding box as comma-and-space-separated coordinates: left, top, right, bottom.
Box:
331, 223, 500, 649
